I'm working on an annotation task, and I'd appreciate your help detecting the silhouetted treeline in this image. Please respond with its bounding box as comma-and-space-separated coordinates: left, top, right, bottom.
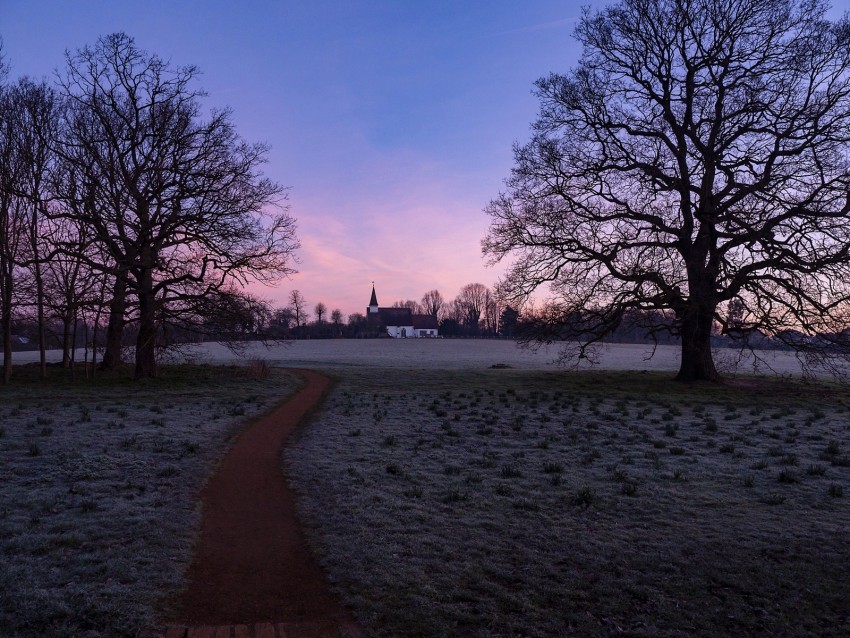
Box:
0, 33, 298, 381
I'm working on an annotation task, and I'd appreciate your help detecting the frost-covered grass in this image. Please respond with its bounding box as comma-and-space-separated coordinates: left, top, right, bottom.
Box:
5, 350, 848, 637
0, 364, 299, 638
15, 339, 842, 377
287, 369, 850, 638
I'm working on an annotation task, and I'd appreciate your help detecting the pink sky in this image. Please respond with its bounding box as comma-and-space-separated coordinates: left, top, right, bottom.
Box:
8, 1, 848, 318
268, 147, 511, 317
3, 0, 587, 318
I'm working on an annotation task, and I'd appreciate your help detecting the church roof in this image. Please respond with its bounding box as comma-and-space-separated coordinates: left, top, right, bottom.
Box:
369, 284, 378, 307
373, 307, 413, 325
412, 314, 439, 330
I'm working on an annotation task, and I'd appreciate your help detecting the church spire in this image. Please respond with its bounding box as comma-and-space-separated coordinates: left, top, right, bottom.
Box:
368, 282, 379, 314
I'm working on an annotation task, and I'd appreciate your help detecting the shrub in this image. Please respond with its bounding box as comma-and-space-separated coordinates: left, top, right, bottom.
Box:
778, 469, 799, 484
500, 464, 523, 478
246, 358, 271, 380
571, 486, 595, 508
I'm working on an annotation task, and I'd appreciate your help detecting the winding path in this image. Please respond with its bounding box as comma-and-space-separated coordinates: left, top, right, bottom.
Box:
151, 369, 362, 638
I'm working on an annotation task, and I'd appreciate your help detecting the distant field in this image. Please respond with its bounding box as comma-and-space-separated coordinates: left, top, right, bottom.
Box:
12, 339, 842, 377
0, 365, 299, 638
287, 368, 850, 637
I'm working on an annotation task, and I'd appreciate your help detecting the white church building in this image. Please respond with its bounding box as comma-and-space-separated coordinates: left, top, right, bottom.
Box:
366, 285, 439, 338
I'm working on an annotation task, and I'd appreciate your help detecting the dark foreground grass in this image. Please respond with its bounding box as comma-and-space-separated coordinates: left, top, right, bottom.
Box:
287, 369, 850, 638
0, 364, 299, 638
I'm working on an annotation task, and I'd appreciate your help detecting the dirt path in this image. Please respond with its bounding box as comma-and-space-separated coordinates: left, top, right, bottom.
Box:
162, 369, 362, 637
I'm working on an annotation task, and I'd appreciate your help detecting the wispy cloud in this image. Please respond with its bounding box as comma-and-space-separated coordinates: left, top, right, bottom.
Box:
490, 16, 579, 37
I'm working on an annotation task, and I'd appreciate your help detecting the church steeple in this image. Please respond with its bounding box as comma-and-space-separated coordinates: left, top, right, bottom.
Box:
368, 283, 379, 314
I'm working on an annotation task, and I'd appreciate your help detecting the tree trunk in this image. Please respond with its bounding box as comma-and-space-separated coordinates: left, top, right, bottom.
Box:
83, 320, 89, 379
1, 297, 11, 385
91, 294, 103, 380
70, 311, 77, 382
134, 268, 157, 379
2, 321, 10, 385
33, 262, 46, 378
30, 209, 47, 379
101, 276, 127, 371
1, 269, 12, 385
62, 312, 73, 368
676, 303, 719, 382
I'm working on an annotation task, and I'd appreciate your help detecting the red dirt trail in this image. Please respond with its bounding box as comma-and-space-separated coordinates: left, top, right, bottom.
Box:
151, 369, 363, 638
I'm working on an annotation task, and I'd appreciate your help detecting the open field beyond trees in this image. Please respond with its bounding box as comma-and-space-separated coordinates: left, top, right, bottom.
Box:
12, 339, 846, 378
2, 341, 850, 637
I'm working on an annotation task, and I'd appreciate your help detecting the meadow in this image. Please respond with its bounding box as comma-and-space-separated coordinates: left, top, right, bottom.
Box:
2, 341, 850, 637
0, 364, 299, 638
285, 363, 850, 637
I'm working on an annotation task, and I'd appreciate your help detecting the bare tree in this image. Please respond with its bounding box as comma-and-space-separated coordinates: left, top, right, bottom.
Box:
0, 74, 62, 382
455, 283, 490, 334
391, 299, 420, 312
185, 287, 272, 341
0, 38, 7, 82
40, 216, 104, 367
330, 308, 343, 326
8, 78, 59, 378
314, 301, 327, 324
484, 0, 850, 381
288, 289, 307, 328
0, 80, 30, 383
272, 306, 295, 335
443, 297, 464, 324
54, 34, 298, 378
482, 288, 502, 336
421, 289, 444, 319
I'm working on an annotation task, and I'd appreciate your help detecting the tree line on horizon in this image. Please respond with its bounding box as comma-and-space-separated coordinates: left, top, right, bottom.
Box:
267, 284, 519, 339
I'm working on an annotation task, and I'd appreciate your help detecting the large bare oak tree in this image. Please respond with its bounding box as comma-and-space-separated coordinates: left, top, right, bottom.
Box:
54, 33, 298, 378
484, 0, 850, 381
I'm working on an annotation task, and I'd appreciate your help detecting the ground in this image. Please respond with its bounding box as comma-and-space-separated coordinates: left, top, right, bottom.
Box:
2, 343, 849, 637
286, 367, 850, 637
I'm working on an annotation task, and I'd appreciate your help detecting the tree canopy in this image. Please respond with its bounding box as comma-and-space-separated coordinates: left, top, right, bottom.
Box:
484, 0, 850, 381
0, 33, 298, 381
54, 33, 298, 377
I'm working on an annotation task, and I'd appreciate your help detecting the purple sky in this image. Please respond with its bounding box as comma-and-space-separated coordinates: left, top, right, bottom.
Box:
4, 0, 849, 318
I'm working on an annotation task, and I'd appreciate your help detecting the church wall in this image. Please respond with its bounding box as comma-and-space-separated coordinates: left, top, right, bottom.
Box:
385, 325, 415, 338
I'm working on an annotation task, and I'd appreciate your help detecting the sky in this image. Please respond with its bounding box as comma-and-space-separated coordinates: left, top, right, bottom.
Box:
3, 0, 850, 318
1, 0, 589, 317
